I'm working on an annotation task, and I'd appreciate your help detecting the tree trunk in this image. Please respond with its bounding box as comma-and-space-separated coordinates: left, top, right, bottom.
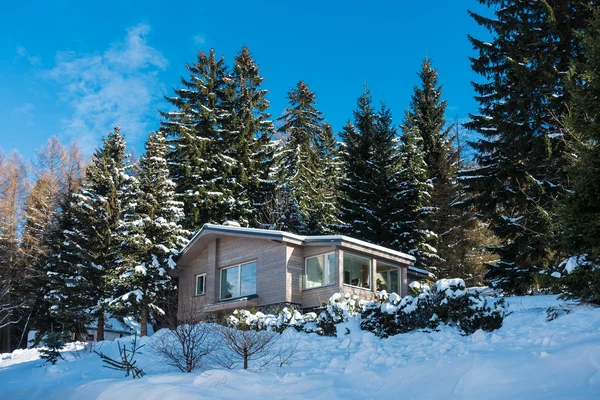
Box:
141, 303, 148, 337
97, 310, 105, 341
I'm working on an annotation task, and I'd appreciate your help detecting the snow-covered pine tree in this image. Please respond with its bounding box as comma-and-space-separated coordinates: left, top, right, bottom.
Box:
396, 124, 438, 271
161, 49, 233, 231
463, 0, 593, 294
273, 81, 325, 233
406, 58, 459, 278
50, 127, 131, 341
224, 46, 275, 227
41, 192, 92, 340
110, 132, 189, 336
338, 88, 402, 247
307, 123, 342, 235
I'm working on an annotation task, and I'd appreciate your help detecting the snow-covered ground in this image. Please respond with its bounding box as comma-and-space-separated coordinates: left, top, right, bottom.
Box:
1, 295, 599, 399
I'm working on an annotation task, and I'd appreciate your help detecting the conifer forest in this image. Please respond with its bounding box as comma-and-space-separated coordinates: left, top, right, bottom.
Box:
1, 0, 600, 354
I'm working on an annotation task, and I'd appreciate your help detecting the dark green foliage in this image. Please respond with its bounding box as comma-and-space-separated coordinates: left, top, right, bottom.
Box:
162, 47, 274, 231
110, 132, 189, 335
360, 280, 506, 337
396, 126, 438, 270
463, 0, 593, 294
43, 127, 130, 341
549, 255, 600, 305
39, 332, 65, 365
406, 58, 461, 277
95, 334, 146, 379
272, 81, 340, 234
338, 89, 403, 248
161, 49, 231, 230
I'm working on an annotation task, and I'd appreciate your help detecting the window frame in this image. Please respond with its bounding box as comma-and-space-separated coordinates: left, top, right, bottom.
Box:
219, 260, 257, 301
195, 273, 206, 296
342, 251, 372, 290
303, 251, 336, 290
375, 261, 401, 295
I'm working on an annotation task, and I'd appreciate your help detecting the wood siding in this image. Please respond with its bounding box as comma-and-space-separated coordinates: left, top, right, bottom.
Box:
178, 230, 416, 315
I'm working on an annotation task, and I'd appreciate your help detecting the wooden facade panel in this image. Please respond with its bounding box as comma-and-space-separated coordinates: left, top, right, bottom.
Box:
214, 237, 288, 307
177, 228, 422, 316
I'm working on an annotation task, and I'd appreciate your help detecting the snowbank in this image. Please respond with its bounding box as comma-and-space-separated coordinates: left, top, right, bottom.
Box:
1, 295, 599, 399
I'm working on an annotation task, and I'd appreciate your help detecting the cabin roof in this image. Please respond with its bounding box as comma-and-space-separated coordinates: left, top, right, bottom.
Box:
179, 223, 418, 266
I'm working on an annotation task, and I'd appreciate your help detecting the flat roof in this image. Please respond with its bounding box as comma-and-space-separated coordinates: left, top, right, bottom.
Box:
180, 224, 418, 265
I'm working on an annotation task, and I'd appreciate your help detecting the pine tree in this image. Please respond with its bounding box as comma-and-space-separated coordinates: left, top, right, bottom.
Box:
308, 123, 342, 234
41, 193, 92, 340
554, 6, 600, 304
463, 0, 593, 294
396, 125, 438, 271
338, 88, 402, 247
162, 47, 274, 230
45, 127, 130, 341
110, 132, 189, 335
161, 49, 232, 231
225, 46, 275, 227
273, 81, 325, 233
406, 58, 459, 277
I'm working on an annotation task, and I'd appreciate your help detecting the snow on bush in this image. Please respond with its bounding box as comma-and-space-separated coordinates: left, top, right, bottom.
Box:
546, 254, 600, 305
361, 278, 506, 337
226, 280, 506, 338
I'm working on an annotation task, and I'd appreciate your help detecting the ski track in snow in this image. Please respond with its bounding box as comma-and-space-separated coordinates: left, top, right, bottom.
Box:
1, 295, 599, 399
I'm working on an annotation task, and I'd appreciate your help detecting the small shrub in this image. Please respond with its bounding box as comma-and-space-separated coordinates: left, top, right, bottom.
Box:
95, 333, 146, 379
546, 305, 571, 322
151, 300, 220, 373
39, 332, 66, 365
217, 326, 279, 370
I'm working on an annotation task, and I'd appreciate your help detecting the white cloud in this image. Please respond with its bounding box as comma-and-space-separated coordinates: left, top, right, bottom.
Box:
16, 45, 41, 66
11, 103, 35, 127
193, 34, 206, 45
46, 23, 167, 153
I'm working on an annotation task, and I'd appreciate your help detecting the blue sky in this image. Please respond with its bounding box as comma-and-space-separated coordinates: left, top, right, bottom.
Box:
0, 0, 490, 161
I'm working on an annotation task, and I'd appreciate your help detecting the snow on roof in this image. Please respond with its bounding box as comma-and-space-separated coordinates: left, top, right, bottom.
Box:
180, 223, 417, 265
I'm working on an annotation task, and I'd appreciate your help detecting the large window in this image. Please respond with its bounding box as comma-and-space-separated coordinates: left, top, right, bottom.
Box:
220, 261, 257, 300
343, 253, 371, 289
376, 262, 400, 294
305, 252, 335, 289
195, 273, 206, 296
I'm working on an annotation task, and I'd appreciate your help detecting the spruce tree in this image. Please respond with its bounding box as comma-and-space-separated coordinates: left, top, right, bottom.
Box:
396, 125, 438, 271
406, 58, 459, 277
225, 46, 275, 227
464, 0, 593, 294
161, 49, 232, 231
339, 88, 402, 247
46, 127, 130, 341
308, 123, 342, 234
274, 81, 325, 233
41, 193, 92, 340
554, 6, 600, 304
110, 132, 189, 335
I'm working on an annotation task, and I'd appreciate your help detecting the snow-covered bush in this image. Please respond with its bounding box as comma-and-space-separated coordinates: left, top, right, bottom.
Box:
225, 294, 365, 336
361, 279, 506, 337
546, 255, 600, 305
316, 293, 364, 336
226, 307, 317, 333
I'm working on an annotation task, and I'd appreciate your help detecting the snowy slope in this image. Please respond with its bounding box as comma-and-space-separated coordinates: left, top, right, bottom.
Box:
1, 295, 599, 400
